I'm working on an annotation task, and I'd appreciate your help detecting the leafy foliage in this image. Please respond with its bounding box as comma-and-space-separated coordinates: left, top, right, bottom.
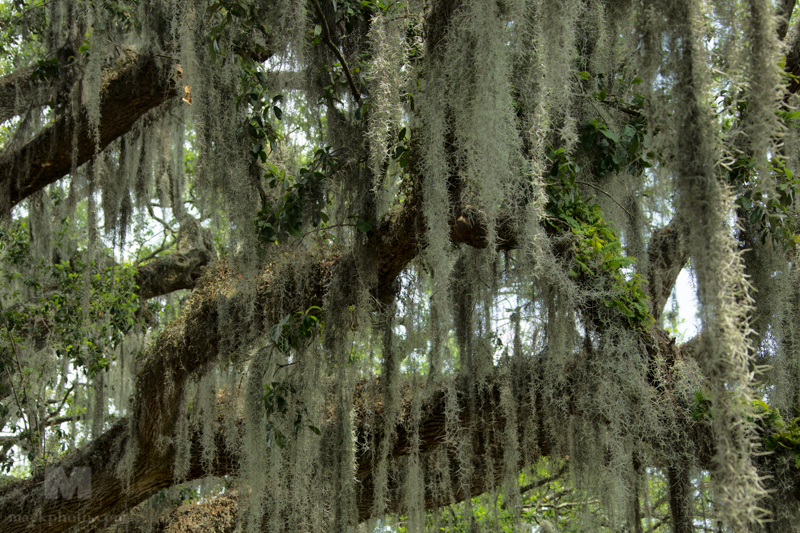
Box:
254, 147, 338, 245
0, 221, 142, 375
544, 148, 652, 330
753, 400, 800, 468
269, 306, 321, 356
262, 381, 320, 449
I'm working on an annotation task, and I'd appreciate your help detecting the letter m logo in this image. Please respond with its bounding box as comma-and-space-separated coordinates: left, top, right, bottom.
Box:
44, 467, 91, 500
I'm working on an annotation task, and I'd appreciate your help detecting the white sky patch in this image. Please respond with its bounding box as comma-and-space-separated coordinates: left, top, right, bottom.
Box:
674, 267, 700, 340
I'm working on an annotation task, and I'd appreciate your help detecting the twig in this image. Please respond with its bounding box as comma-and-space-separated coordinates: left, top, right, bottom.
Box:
311, 0, 362, 106
293, 223, 358, 247
0, 0, 55, 30
43, 414, 83, 428
600, 96, 643, 118
147, 204, 176, 236
135, 237, 176, 266
0, 415, 83, 450
518, 463, 569, 497
538, 499, 600, 510
575, 180, 635, 219
0, 305, 31, 439
49, 383, 75, 417
578, 91, 642, 119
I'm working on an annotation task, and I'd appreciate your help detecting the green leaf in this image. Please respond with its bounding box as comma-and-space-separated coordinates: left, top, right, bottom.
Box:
615, 300, 634, 317
273, 106, 283, 120
287, 224, 303, 238
631, 76, 644, 84
628, 135, 640, 154
575, 259, 595, 276
314, 25, 322, 36
562, 215, 579, 228
751, 206, 764, 225
599, 128, 619, 143
356, 219, 372, 233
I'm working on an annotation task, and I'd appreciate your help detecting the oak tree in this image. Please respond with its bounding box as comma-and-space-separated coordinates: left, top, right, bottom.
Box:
1, 0, 800, 532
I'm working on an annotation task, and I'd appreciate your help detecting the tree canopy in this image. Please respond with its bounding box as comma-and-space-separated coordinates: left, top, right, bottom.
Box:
1, 0, 800, 531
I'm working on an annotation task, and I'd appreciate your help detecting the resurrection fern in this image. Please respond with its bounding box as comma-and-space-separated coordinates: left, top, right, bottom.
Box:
692, 395, 800, 469
754, 400, 800, 468
544, 147, 653, 330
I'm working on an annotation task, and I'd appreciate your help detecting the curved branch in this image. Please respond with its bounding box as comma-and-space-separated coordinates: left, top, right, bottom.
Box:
0, 53, 179, 213
311, 0, 362, 106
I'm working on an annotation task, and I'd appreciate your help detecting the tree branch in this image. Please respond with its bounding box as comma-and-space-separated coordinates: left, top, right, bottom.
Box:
311, 0, 363, 106
2, 184, 781, 532
777, 0, 796, 41
0, 53, 178, 213
645, 215, 690, 323
0, 67, 47, 124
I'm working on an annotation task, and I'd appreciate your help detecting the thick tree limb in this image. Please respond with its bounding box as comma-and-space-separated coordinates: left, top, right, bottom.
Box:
133, 249, 210, 301
0, 346, 533, 531
0, 53, 178, 212
135, 218, 215, 300
2, 183, 784, 531
0, 67, 51, 125
17, 373, 543, 533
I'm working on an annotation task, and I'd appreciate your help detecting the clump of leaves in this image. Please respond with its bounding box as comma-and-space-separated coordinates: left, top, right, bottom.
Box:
691, 396, 800, 467
727, 154, 800, 250
720, 85, 800, 251
0, 221, 141, 375
544, 148, 652, 330
752, 400, 800, 468
576, 72, 652, 178
262, 381, 320, 449
206, 0, 272, 64
254, 148, 338, 244
691, 390, 713, 422
270, 306, 321, 355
